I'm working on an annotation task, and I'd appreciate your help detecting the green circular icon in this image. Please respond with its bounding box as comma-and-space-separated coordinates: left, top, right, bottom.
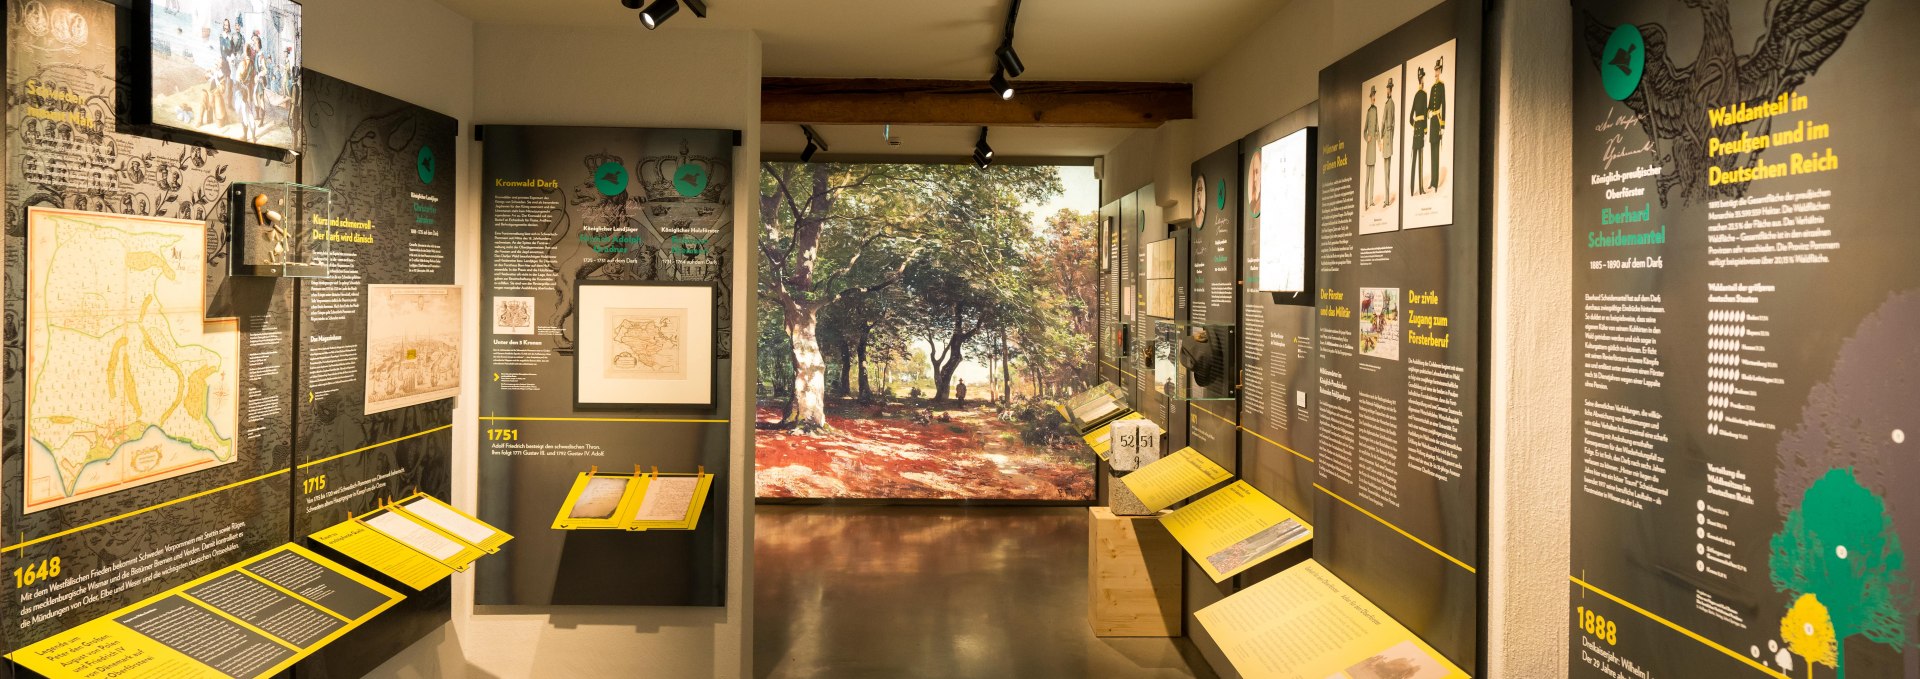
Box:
1602, 24, 1645, 101
1215, 179, 1227, 210
593, 161, 628, 197
416, 147, 436, 184
672, 162, 709, 197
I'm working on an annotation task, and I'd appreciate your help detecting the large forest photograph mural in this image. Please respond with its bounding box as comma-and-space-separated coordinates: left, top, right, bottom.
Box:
755, 162, 1099, 500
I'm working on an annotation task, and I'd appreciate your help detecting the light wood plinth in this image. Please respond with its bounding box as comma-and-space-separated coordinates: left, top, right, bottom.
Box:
1088, 507, 1182, 637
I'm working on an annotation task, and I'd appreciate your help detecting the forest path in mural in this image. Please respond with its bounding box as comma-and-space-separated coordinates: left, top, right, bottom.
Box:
755, 402, 1094, 501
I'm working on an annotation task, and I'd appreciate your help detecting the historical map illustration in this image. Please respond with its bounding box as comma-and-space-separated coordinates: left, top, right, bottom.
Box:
605, 307, 685, 380
365, 284, 462, 414
25, 208, 239, 513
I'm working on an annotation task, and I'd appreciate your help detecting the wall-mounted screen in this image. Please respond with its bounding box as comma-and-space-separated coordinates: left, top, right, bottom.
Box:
148, 0, 302, 149
1254, 129, 1310, 293
755, 163, 1099, 501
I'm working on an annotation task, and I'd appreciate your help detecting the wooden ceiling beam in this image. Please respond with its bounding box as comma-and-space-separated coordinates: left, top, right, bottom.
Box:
762, 77, 1192, 128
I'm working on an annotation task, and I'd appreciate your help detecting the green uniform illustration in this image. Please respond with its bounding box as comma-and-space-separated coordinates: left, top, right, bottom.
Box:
1428, 57, 1446, 193
1382, 78, 1396, 205
1410, 68, 1429, 194
1364, 86, 1379, 208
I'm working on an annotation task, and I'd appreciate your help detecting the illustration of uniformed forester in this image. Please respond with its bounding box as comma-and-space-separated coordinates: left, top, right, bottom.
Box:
1410, 67, 1429, 194
1427, 56, 1446, 193
1364, 85, 1379, 208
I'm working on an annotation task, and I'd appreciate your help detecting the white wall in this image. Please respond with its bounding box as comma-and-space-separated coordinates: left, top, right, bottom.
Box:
304, 5, 762, 677
1485, 1, 1572, 675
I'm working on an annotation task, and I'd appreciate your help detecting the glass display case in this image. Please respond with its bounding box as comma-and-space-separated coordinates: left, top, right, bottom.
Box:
1062, 381, 1133, 433
229, 181, 334, 277
1147, 319, 1238, 401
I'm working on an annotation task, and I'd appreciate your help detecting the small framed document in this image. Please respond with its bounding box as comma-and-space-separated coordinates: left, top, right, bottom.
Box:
573, 280, 718, 409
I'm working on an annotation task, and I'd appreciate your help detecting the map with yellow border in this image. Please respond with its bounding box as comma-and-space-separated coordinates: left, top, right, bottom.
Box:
26, 208, 239, 513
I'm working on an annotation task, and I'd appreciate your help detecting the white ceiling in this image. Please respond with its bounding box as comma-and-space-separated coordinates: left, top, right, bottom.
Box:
434, 0, 1287, 81
762, 124, 1130, 161
436, 0, 1282, 158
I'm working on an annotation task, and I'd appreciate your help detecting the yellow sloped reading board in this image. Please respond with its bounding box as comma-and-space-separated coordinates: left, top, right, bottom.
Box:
553, 472, 646, 530
1196, 559, 1466, 679
1120, 447, 1234, 512
11, 544, 402, 679
396, 494, 513, 551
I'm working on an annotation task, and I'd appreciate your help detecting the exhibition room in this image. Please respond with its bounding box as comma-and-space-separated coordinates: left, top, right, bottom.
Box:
0, 0, 1909, 677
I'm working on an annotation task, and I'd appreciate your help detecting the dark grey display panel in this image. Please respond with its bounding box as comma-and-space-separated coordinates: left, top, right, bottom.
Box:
292, 68, 460, 678
1239, 107, 1319, 521
476, 124, 734, 606
3, 0, 295, 654
1570, 1, 1914, 678
1312, 0, 1484, 669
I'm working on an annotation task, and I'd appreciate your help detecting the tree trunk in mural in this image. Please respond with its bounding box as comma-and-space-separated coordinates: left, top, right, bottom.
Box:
856, 336, 871, 401
999, 330, 1013, 405
832, 341, 852, 398
782, 303, 829, 432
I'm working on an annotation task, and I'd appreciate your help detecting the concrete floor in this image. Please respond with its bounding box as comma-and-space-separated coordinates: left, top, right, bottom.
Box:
753, 505, 1216, 679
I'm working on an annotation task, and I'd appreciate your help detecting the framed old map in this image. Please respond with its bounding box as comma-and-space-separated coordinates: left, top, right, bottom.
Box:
25, 208, 241, 512
364, 284, 463, 414
573, 280, 716, 408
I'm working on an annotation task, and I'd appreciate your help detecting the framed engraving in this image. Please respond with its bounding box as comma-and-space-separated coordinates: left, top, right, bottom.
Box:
573, 280, 716, 409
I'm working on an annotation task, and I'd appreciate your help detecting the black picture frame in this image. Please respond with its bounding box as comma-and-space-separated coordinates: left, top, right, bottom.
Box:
570, 279, 719, 410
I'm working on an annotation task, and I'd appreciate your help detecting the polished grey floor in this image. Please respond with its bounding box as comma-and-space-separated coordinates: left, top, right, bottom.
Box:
754, 505, 1216, 679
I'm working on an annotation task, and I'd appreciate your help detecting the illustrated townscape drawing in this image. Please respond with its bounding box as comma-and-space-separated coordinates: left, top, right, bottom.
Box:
364, 284, 463, 414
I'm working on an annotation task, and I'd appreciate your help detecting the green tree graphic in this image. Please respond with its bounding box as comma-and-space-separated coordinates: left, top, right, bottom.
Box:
1769, 468, 1910, 678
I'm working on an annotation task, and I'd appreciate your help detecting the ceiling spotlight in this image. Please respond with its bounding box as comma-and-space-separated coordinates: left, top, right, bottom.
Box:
973, 149, 991, 169
639, 0, 679, 29
974, 127, 994, 168
995, 41, 1024, 78
990, 68, 1014, 100
801, 139, 819, 162
621, 0, 643, 8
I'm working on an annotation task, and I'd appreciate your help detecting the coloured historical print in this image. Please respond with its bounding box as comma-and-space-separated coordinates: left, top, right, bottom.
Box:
1204, 518, 1309, 575
493, 296, 534, 336
364, 284, 462, 414
1400, 40, 1456, 228
1359, 287, 1400, 360
604, 307, 686, 380
25, 208, 239, 512
147, 0, 301, 149
1357, 65, 1404, 235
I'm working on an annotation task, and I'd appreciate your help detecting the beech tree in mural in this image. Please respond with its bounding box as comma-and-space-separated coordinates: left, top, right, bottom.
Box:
756, 162, 1098, 500
757, 163, 1070, 429
1769, 468, 1909, 678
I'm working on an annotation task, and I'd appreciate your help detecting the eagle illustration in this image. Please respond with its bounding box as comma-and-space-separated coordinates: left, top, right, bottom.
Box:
1582, 0, 1869, 207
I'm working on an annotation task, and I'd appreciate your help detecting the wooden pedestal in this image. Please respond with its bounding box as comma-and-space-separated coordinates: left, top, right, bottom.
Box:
1088, 506, 1182, 637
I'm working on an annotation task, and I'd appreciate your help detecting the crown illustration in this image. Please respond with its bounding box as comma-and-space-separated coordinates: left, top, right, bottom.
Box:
637, 139, 730, 203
